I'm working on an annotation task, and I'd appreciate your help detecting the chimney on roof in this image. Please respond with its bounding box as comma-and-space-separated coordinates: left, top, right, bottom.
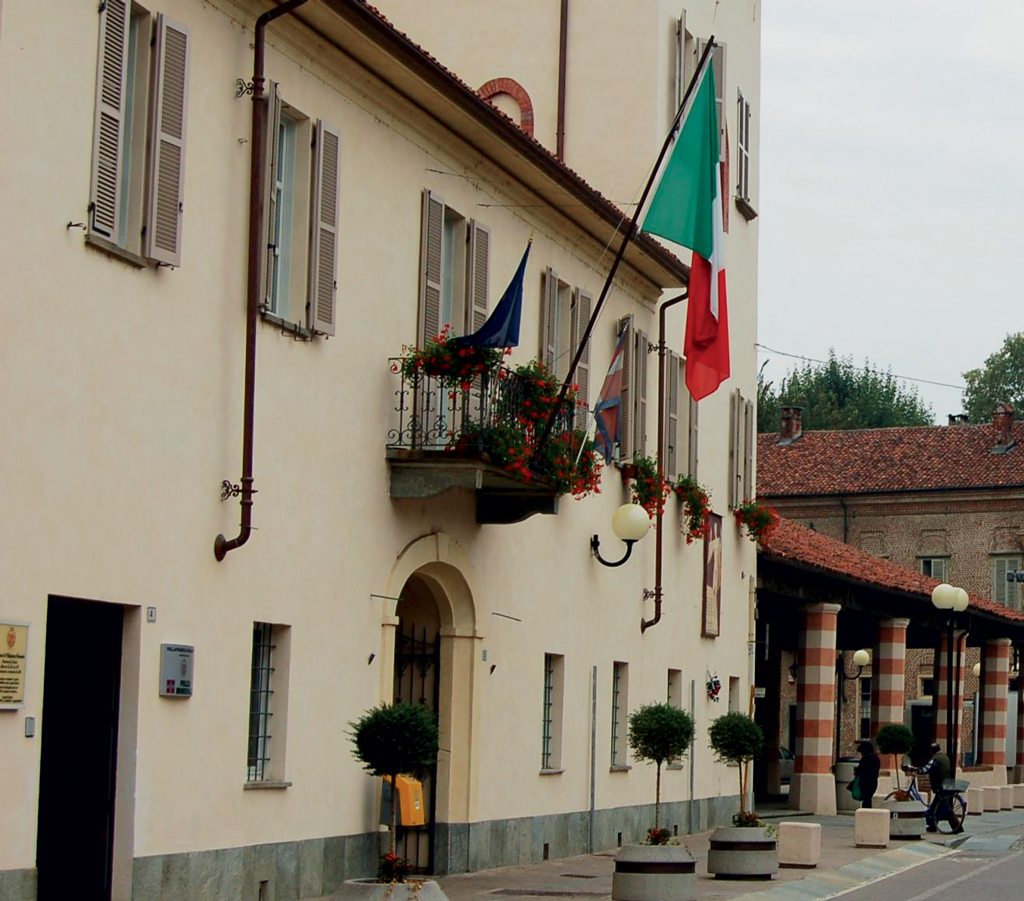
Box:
947, 413, 969, 426
992, 403, 1015, 453
779, 406, 804, 445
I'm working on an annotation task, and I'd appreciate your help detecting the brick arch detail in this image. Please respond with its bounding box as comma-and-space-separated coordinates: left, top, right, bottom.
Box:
477, 77, 534, 136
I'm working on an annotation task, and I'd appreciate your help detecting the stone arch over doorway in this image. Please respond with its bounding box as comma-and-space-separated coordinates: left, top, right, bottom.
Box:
382, 533, 482, 873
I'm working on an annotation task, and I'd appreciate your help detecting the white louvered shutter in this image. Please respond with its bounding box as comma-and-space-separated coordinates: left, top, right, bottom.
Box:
620, 316, 634, 461
540, 268, 559, 371
571, 290, 592, 432
699, 39, 726, 161
665, 350, 680, 480
144, 15, 190, 266
687, 394, 699, 478
418, 190, 445, 345
743, 397, 754, 501
309, 120, 341, 335
674, 9, 687, 112
261, 83, 282, 311
89, 0, 131, 240
466, 221, 490, 332
729, 389, 742, 508
737, 92, 751, 201
636, 329, 648, 457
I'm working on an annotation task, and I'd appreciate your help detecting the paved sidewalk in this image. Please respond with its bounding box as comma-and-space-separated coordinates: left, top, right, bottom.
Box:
430, 808, 1024, 901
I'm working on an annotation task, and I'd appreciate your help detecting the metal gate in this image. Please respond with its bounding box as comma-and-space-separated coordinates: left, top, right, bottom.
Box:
393, 620, 440, 873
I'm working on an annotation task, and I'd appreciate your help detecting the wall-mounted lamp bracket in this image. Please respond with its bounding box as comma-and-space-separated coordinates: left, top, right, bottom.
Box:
591, 534, 636, 567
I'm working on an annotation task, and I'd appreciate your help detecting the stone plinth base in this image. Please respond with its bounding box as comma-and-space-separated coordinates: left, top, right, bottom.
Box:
854, 809, 890, 848
778, 822, 821, 868
966, 787, 983, 814
789, 774, 837, 816
983, 786, 1001, 812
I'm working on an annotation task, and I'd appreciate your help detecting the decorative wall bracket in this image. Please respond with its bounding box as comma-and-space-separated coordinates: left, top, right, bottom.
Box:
221, 480, 258, 501
235, 78, 253, 98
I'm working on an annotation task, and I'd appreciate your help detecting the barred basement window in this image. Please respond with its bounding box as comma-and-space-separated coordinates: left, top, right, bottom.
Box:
611, 661, 629, 767
541, 653, 564, 771
859, 676, 872, 741
247, 622, 275, 782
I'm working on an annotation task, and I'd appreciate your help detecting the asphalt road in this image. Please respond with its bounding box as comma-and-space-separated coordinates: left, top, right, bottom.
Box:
835, 836, 1024, 901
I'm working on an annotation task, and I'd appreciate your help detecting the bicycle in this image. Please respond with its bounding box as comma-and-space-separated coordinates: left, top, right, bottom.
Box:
884, 772, 968, 834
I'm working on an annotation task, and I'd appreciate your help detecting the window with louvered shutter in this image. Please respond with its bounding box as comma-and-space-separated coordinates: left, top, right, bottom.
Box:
729, 389, 742, 508
635, 328, 648, 457
698, 39, 726, 162
571, 289, 592, 432
309, 120, 340, 335
465, 221, 490, 333
993, 556, 1022, 609
144, 15, 190, 267
687, 394, 699, 478
89, 0, 131, 241
540, 268, 559, 371
743, 398, 754, 501
674, 9, 689, 113
737, 91, 751, 202
620, 316, 634, 461
664, 350, 681, 480
261, 83, 282, 311
418, 190, 445, 346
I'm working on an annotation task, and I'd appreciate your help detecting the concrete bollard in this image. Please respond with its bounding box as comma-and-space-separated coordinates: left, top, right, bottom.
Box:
983, 786, 1001, 812
999, 785, 1014, 810
1013, 784, 1024, 808
778, 822, 821, 868
855, 808, 890, 848
966, 787, 983, 815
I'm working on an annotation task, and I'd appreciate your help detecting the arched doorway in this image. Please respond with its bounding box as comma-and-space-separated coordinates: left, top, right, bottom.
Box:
393, 575, 442, 872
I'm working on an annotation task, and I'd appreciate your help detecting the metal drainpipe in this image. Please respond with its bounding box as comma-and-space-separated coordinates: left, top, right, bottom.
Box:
556, 0, 568, 160
641, 291, 688, 632
215, 0, 310, 561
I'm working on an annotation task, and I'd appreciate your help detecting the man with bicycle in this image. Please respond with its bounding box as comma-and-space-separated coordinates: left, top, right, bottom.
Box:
907, 742, 964, 834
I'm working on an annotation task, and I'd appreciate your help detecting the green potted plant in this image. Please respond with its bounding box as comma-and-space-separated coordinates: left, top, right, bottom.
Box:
705, 713, 778, 879
875, 724, 924, 839
342, 703, 448, 901
611, 703, 698, 901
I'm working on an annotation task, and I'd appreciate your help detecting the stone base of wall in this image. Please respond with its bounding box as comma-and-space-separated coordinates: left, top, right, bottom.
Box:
0, 796, 740, 901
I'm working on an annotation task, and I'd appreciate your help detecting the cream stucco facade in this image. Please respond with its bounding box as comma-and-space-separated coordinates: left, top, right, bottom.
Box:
0, 1, 760, 899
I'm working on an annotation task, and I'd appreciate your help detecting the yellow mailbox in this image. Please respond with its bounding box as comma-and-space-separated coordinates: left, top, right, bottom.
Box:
382, 775, 425, 827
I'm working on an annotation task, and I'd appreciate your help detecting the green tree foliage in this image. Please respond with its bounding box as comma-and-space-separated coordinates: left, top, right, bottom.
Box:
628, 703, 696, 832
874, 723, 915, 790
349, 702, 438, 853
757, 351, 933, 433
962, 332, 1024, 423
708, 712, 764, 815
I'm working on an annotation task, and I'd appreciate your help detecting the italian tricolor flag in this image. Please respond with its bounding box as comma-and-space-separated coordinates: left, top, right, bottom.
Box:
642, 52, 729, 401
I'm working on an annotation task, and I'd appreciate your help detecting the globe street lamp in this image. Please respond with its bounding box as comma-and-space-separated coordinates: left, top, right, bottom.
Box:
591, 503, 650, 567
932, 583, 969, 780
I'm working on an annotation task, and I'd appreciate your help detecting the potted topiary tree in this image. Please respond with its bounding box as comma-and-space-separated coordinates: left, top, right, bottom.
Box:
875, 724, 923, 839
611, 703, 697, 901
336, 702, 447, 901
705, 713, 778, 879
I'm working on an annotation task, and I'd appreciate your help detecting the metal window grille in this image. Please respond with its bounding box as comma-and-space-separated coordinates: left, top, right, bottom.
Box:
611, 663, 623, 766
247, 622, 275, 781
542, 654, 555, 769
859, 677, 872, 740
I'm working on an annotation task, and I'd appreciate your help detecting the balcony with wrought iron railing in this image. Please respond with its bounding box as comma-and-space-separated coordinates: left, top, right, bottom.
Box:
386, 357, 600, 524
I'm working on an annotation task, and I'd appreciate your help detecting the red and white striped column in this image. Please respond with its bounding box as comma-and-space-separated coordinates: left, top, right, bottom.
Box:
932, 630, 966, 758
978, 638, 1011, 783
871, 617, 910, 737
790, 602, 841, 815
1014, 654, 1024, 783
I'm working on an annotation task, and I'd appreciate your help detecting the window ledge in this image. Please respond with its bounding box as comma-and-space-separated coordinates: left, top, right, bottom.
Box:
84, 233, 149, 269
666, 763, 685, 771
735, 197, 758, 222
244, 780, 292, 790
609, 764, 632, 773
259, 308, 315, 341
539, 768, 564, 776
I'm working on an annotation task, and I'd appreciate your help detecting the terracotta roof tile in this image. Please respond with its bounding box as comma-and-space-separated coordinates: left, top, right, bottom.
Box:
758, 422, 1024, 496
761, 517, 1024, 624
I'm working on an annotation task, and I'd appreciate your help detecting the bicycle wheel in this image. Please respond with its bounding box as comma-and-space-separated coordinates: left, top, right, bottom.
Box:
935, 794, 966, 834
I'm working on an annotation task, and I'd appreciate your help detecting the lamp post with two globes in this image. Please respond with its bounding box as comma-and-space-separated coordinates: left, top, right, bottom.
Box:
931, 583, 969, 781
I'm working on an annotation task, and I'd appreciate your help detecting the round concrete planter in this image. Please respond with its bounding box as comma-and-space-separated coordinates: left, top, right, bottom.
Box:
706, 827, 778, 880
331, 879, 450, 901
611, 844, 697, 901
881, 800, 926, 840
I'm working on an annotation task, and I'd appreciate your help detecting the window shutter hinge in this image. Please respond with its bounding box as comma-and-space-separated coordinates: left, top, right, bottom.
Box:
98, 0, 107, 13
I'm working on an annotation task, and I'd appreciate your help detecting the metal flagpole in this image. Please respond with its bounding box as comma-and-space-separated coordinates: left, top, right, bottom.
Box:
532, 37, 716, 463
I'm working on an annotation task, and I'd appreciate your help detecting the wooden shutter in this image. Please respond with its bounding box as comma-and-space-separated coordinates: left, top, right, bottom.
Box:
540, 268, 559, 370
687, 394, 699, 478
144, 15, 190, 266
261, 83, 282, 311
737, 92, 751, 201
465, 221, 490, 332
635, 328, 648, 457
309, 120, 341, 335
620, 316, 634, 460
729, 389, 742, 508
571, 290, 592, 432
674, 9, 687, 112
89, 0, 131, 240
994, 557, 1020, 607
743, 397, 754, 502
418, 190, 445, 346
664, 350, 681, 480
698, 39, 726, 160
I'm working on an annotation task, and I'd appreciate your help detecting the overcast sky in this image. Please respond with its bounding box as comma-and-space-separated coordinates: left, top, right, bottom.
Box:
758, 0, 1024, 424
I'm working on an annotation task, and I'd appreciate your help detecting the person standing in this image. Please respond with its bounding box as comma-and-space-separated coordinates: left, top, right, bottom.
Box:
855, 741, 881, 808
